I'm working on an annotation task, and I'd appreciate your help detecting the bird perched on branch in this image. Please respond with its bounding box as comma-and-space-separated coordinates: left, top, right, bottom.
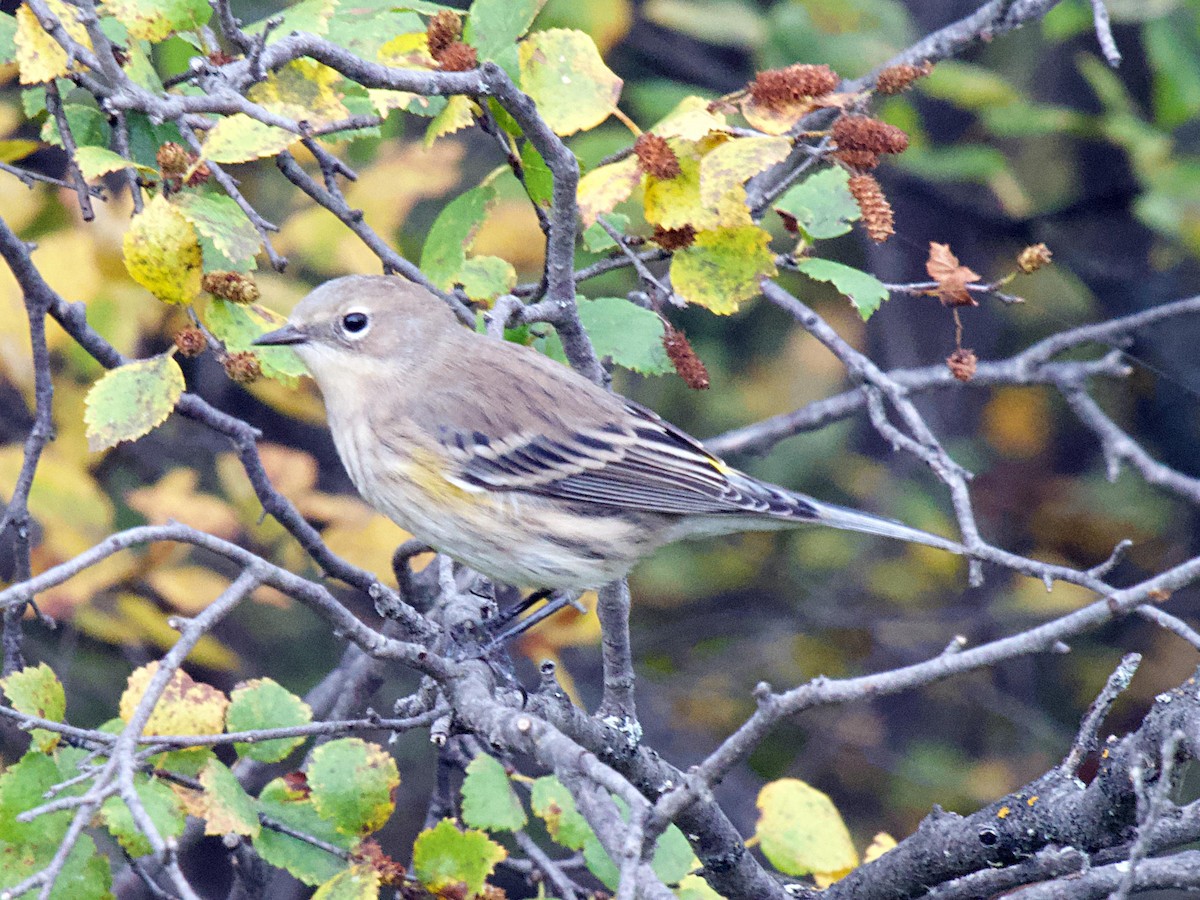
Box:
256, 275, 962, 592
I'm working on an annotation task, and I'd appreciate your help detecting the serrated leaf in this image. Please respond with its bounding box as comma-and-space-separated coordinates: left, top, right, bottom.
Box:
119, 662, 229, 740
198, 758, 260, 838
0, 833, 111, 900
247, 59, 350, 128
100, 776, 187, 857
73, 145, 155, 180
582, 797, 694, 890
644, 141, 747, 231
420, 183, 496, 289
15, 1, 91, 84
530, 776, 592, 850
755, 778, 858, 880
577, 157, 642, 227
519, 29, 623, 136
0, 663, 65, 752
174, 193, 262, 270
699, 136, 791, 209
41, 104, 110, 151
652, 95, 727, 141
670, 225, 776, 314
376, 31, 435, 70
582, 212, 630, 253
308, 738, 399, 836
774, 167, 860, 240
412, 818, 506, 895
313, 864, 382, 900
84, 352, 185, 452
463, 0, 547, 63
123, 194, 203, 305
200, 114, 298, 164
226, 678, 313, 763
101, 0, 212, 41
254, 777, 356, 886
424, 94, 478, 147
457, 255, 517, 303
796, 258, 889, 320
461, 754, 526, 832
578, 296, 673, 375
202, 298, 307, 385
0, 752, 68, 846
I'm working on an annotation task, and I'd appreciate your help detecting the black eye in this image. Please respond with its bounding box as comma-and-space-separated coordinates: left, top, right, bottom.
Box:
341, 312, 369, 334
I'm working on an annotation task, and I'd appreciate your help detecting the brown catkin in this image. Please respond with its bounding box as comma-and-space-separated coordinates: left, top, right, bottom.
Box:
436, 41, 477, 71
946, 348, 978, 382
875, 61, 933, 94
426, 9, 462, 57
651, 224, 695, 250
156, 142, 190, 178
663, 326, 710, 389
223, 351, 261, 384
202, 271, 260, 304
832, 115, 909, 154
633, 133, 681, 180
749, 63, 839, 105
831, 148, 880, 172
848, 174, 894, 243
1017, 242, 1053, 274
173, 327, 206, 358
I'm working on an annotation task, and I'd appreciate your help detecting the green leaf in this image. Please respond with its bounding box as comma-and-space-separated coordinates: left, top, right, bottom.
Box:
1146, 16, 1200, 129
199, 758, 260, 838
578, 296, 673, 375
461, 754, 527, 832
530, 775, 592, 850
582, 797, 694, 890
518, 29, 623, 136
102, 0, 212, 41
124, 113, 183, 169
41, 104, 110, 150
457, 255, 517, 302
796, 258, 889, 320
919, 60, 1021, 110
200, 114, 298, 164
582, 212, 630, 253
420, 183, 496, 289
411, 818, 506, 895
642, 0, 766, 48
670, 225, 777, 314
520, 140, 554, 207
755, 778, 858, 879
308, 738, 400, 836
312, 864, 382, 900
0, 833, 112, 900
225, 678, 313, 763
84, 351, 186, 452
72, 145, 156, 180
0, 13, 16, 66
247, 0, 337, 40
202, 299, 307, 385
100, 776, 187, 858
464, 0, 547, 62
774, 167, 861, 240
254, 777, 356, 886
174, 193, 262, 270
326, 3, 424, 58
0, 663, 65, 752
0, 752, 68, 846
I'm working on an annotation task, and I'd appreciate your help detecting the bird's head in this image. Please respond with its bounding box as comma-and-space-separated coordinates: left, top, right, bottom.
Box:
255, 275, 461, 385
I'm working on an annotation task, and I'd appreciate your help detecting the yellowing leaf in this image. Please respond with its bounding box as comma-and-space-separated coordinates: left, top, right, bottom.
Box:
15, 1, 91, 84
120, 662, 230, 738
376, 31, 435, 69
101, 0, 212, 41
84, 351, 185, 452
73, 145, 155, 180
312, 865, 381, 900
742, 93, 820, 136
670, 225, 776, 314
123, 194, 202, 305
755, 778, 858, 881
518, 29, 623, 136
577, 156, 642, 227
126, 468, 241, 539
424, 94, 478, 147
699, 136, 791, 209
308, 738, 400, 835
1, 663, 65, 752
201, 114, 298, 164
652, 94, 727, 141
248, 59, 350, 128
863, 832, 897, 864
198, 758, 261, 838
412, 819, 506, 895
457, 255, 517, 303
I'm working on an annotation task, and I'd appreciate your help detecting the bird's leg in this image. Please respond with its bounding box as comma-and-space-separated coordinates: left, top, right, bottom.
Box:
483, 590, 583, 650
493, 588, 554, 629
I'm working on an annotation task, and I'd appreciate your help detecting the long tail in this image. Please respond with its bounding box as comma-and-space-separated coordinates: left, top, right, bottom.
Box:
804, 497, 964, 554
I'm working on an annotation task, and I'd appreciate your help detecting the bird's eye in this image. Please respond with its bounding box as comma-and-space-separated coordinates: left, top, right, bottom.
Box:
340, 311, 370, 337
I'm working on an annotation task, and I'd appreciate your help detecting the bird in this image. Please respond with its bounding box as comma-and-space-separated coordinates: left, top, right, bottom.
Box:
255, 275, 962, 593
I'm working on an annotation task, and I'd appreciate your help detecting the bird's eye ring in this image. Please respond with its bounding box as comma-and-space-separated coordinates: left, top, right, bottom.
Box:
341, 311, 370, 337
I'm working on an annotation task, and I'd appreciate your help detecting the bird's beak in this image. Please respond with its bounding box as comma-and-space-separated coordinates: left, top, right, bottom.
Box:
254, 324, 308, 346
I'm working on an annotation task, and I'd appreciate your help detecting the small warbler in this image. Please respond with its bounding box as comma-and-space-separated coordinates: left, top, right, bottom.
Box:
256, 275, 962, 590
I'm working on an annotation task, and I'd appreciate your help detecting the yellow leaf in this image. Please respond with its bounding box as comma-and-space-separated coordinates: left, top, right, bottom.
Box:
126, 468, 241, 540
424, 94, 479, 147
322, 513, 415, 587
0, 139, 40, 163
862, 832, 897, 864
518, 29, 623, 136
247, 59, 350, 128
15, 1, 92, 84
123, 194, 202, 305
147, 566, 233, 614
652, 95, 727, 141
577, 156, 642, 227
982, 386, 1051, 459
670, 225, 776, 314
755, 778, 858, 880
741, 93, 820, 136
376, 31, 435, 69
201, 114, 298, 164
120, 661, 230, 736
699, 136, 791, 209
109, 593, 240, 670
